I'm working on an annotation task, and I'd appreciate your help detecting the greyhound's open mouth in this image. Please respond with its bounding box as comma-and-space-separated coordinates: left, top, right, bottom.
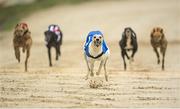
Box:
94, 40, 102, 47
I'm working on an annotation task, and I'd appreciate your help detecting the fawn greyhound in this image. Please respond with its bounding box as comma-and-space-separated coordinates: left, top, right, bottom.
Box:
150, 27, 168, 70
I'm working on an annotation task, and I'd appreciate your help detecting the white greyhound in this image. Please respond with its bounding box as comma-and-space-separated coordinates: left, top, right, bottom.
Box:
84, 31, 110, 81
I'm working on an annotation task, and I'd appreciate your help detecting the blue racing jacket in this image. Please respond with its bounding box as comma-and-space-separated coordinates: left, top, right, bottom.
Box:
84, 31, 109, 59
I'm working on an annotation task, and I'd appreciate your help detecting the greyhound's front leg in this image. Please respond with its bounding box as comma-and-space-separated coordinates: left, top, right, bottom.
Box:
55, 46, 59, 60
160, 46, 167, 70
48, 47, 52, 67
14, 46, 20, 63
122, 50, 127, 70
153, 47, 160, 64
84, 53, 91, 80
162, 51, 165, 70
25, 49, 30, 72
125, 51, 130, 60
96, 60, 103, 75
90, 61, 94, 77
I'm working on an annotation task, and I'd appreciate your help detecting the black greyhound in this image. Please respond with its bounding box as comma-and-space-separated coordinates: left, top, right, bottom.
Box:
44, 30, 63, 66
119, 27, 138, 70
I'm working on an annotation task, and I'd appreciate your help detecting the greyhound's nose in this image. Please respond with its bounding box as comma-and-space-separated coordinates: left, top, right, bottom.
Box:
96, 38, 99, 41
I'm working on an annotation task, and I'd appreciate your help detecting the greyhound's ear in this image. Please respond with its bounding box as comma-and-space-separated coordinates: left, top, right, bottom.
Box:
129, 27, 133, 31
160, 28, 163, 33
152, 28, 156, 33
101, 34, 104, 37
130, 28, 136, 37
15, 24, 19, 29
44, 31, 48, 36
153, 28, 156, 32
151, 28, 156, 37
161, 29, 165, 39
124, 28, 127, 32
150, 32, 153, 38
122, 33, 126, 39
150, 30, 154, 38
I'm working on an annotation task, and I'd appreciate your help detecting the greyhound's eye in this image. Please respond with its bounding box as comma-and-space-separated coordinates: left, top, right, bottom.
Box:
99, 36, 102, 39
94, 36, 96, 39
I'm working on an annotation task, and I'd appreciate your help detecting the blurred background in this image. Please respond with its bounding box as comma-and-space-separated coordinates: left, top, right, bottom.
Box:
0, 0, 179, 43
0, 0, 89, 31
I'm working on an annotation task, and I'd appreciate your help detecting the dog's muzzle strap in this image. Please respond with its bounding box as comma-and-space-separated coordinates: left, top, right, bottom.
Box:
87, 52, 104, 59
23, 30, 29, 36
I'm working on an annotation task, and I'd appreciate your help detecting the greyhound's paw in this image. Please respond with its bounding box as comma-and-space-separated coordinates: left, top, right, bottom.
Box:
105, 76, 108, 82
96, 72, 100, 75
124, 65, 127, 70
22, 48, 25, 53
90, 72, 94, 77
17, 59, 20, 63
158, 60, 160, 64
162, 65, 165, 71
129, 57, 134, 64
130, 57, 134, 62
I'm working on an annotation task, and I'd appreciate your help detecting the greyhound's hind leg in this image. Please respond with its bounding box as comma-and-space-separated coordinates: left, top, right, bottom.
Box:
90, 61, 94, 77
122, 50, 127, 70
104, 58, 108, 81
58, 46, 61, 56
25, 49, 30, 72
130, 49, 137, 63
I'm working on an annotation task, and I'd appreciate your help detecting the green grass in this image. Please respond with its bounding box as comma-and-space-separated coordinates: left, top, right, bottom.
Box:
0, 0, 90, 31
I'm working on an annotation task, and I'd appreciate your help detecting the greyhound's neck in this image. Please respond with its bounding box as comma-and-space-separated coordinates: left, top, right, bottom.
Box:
125, 35, 133, 49
89, 43, 102, 56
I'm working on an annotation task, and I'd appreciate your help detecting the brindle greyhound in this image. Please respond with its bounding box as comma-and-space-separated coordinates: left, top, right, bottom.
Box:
13, 23, 32, 72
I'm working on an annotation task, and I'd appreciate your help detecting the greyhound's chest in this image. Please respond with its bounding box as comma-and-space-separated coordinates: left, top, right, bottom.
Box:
154, 43, 161, 48
87, 51, 109, 62
125, 37, 133, 50
14, 37, 26, 46
87, 54, 107, 62
151, 40, 162, 48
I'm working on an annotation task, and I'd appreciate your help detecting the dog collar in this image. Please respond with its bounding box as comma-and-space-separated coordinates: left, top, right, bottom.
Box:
87, 51, 104, 59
